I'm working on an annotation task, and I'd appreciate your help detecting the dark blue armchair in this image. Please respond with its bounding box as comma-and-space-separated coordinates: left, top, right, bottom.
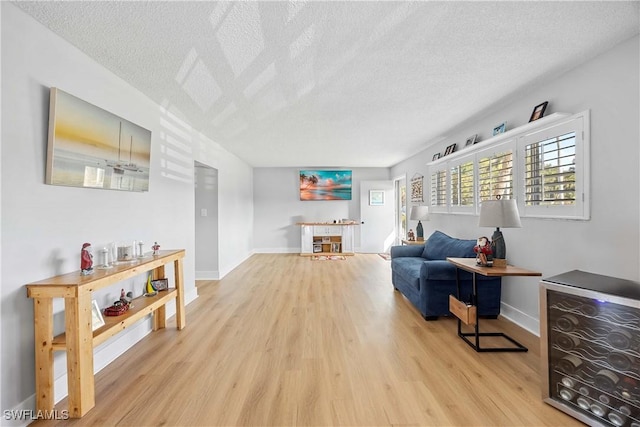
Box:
390, 230, 502, 320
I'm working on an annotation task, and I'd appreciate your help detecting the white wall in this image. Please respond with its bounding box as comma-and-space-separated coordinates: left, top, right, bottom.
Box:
391, 35, 640, 334
1, 3, 253, 415
253, 167, 389, 252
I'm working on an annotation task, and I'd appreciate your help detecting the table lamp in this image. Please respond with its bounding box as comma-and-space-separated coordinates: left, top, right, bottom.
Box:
478, 196, 521, 267
410, 206, 430, 241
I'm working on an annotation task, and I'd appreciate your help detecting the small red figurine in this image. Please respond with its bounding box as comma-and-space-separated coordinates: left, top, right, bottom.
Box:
151, 241, 160, 255
474, 236, 493, 266
81, 243, 94, 275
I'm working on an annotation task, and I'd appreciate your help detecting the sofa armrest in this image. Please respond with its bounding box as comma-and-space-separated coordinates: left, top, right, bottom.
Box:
420, 260, 460, 280
390, 244, 424, 258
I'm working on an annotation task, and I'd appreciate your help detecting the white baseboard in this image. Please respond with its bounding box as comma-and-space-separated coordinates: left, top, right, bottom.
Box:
11, 288, 198, 425
218, 252, 254, 278
253, 248, 300, 254
500, 301, 540, 337
195, 270, 219, 280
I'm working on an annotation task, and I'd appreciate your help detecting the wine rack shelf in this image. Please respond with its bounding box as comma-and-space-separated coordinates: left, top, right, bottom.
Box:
541, 270, 640, 427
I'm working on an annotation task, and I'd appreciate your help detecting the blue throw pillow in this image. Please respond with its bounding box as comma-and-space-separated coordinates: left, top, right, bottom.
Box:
422, 230, 476, 260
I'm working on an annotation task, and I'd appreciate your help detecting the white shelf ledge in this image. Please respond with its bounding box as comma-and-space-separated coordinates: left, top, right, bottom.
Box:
427, 112, 571, 166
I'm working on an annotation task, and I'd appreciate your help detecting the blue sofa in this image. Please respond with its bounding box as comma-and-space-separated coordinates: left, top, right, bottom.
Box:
390, 230, 502, 320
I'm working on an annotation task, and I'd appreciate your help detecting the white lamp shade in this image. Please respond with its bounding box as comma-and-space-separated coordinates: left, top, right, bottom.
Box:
478, 198, 522, 228
410, 206, 430, 221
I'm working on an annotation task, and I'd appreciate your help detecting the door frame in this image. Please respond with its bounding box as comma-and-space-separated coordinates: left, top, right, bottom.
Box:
393, 174, 408, 246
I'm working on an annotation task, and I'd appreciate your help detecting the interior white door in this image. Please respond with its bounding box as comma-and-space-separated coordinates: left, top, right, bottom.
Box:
360, 180, 395, 253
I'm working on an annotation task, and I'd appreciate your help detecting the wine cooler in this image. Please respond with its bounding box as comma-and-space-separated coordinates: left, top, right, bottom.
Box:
540, 270, 640, 426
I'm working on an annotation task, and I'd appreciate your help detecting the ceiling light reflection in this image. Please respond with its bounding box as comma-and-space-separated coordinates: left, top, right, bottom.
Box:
217, 2, 265, 76
243, 63, 277, 99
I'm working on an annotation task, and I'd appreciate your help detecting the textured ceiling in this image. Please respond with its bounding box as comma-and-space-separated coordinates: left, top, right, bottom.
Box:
13, 1, 640, 167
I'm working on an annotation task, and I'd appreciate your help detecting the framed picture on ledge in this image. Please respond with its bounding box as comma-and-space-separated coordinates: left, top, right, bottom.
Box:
529, 101, 548, 122
465, 134, 478, 147
493, 121, 507, 136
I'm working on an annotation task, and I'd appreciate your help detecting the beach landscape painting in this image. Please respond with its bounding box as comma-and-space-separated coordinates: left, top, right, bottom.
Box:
46, 88, 151, 192
299, 170, 352, 200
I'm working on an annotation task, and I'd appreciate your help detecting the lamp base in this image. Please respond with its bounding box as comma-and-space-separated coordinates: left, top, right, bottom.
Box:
491, 227, 506, 259
493, 258, 507, 268
416, 220, 424, 240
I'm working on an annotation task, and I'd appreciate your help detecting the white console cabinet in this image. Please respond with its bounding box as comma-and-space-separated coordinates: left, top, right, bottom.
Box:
298, 222, 357, 256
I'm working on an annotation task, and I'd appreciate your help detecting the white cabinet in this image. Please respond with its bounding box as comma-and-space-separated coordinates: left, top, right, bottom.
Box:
341, 225, 354, 253
300, 225, 314, 253
298, 223, 356, 255
313, 226, 341, 236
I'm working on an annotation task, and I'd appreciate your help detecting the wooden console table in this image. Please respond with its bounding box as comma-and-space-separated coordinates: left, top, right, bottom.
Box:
446, 257, 541, 352
26, 249, 186, 418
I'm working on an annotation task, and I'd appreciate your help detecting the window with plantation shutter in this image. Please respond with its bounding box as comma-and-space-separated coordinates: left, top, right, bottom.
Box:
524, 132, 576, 206
450, 160, 474, 211
478, 150, 513, 201
430, 169, 447, 210
517, 113, 589, 219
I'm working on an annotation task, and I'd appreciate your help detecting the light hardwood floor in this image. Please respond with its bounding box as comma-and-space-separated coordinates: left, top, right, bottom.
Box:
32, 254, 580, 426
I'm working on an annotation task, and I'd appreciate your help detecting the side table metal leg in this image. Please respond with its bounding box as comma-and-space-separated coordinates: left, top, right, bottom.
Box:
473, 272, 480, 350
456, 268, 462, 337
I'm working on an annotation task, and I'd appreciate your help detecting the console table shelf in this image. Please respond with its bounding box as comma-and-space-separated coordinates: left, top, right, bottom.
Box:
50, 288, 178, 350
26, 249, 186, 418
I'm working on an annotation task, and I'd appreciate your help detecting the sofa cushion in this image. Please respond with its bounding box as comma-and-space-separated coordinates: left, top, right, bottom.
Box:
422, 230, 476, 260
391, 257, 423, 291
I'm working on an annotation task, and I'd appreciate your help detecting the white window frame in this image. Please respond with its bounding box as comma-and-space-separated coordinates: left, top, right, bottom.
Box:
475, 140, 516, 206
429, 167, 448, 213
448, 157, 475, 214
426, 111, 590, 220
516, 113, 590, 220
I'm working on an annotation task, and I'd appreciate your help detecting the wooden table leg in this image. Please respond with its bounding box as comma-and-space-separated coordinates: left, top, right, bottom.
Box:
152, 266, 166, 330
174, 258, 186, 330
64, 290, 95, 417
33, 297, 54, 412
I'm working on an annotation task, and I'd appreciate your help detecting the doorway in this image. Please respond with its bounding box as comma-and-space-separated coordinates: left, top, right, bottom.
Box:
194, 162, 219, 279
